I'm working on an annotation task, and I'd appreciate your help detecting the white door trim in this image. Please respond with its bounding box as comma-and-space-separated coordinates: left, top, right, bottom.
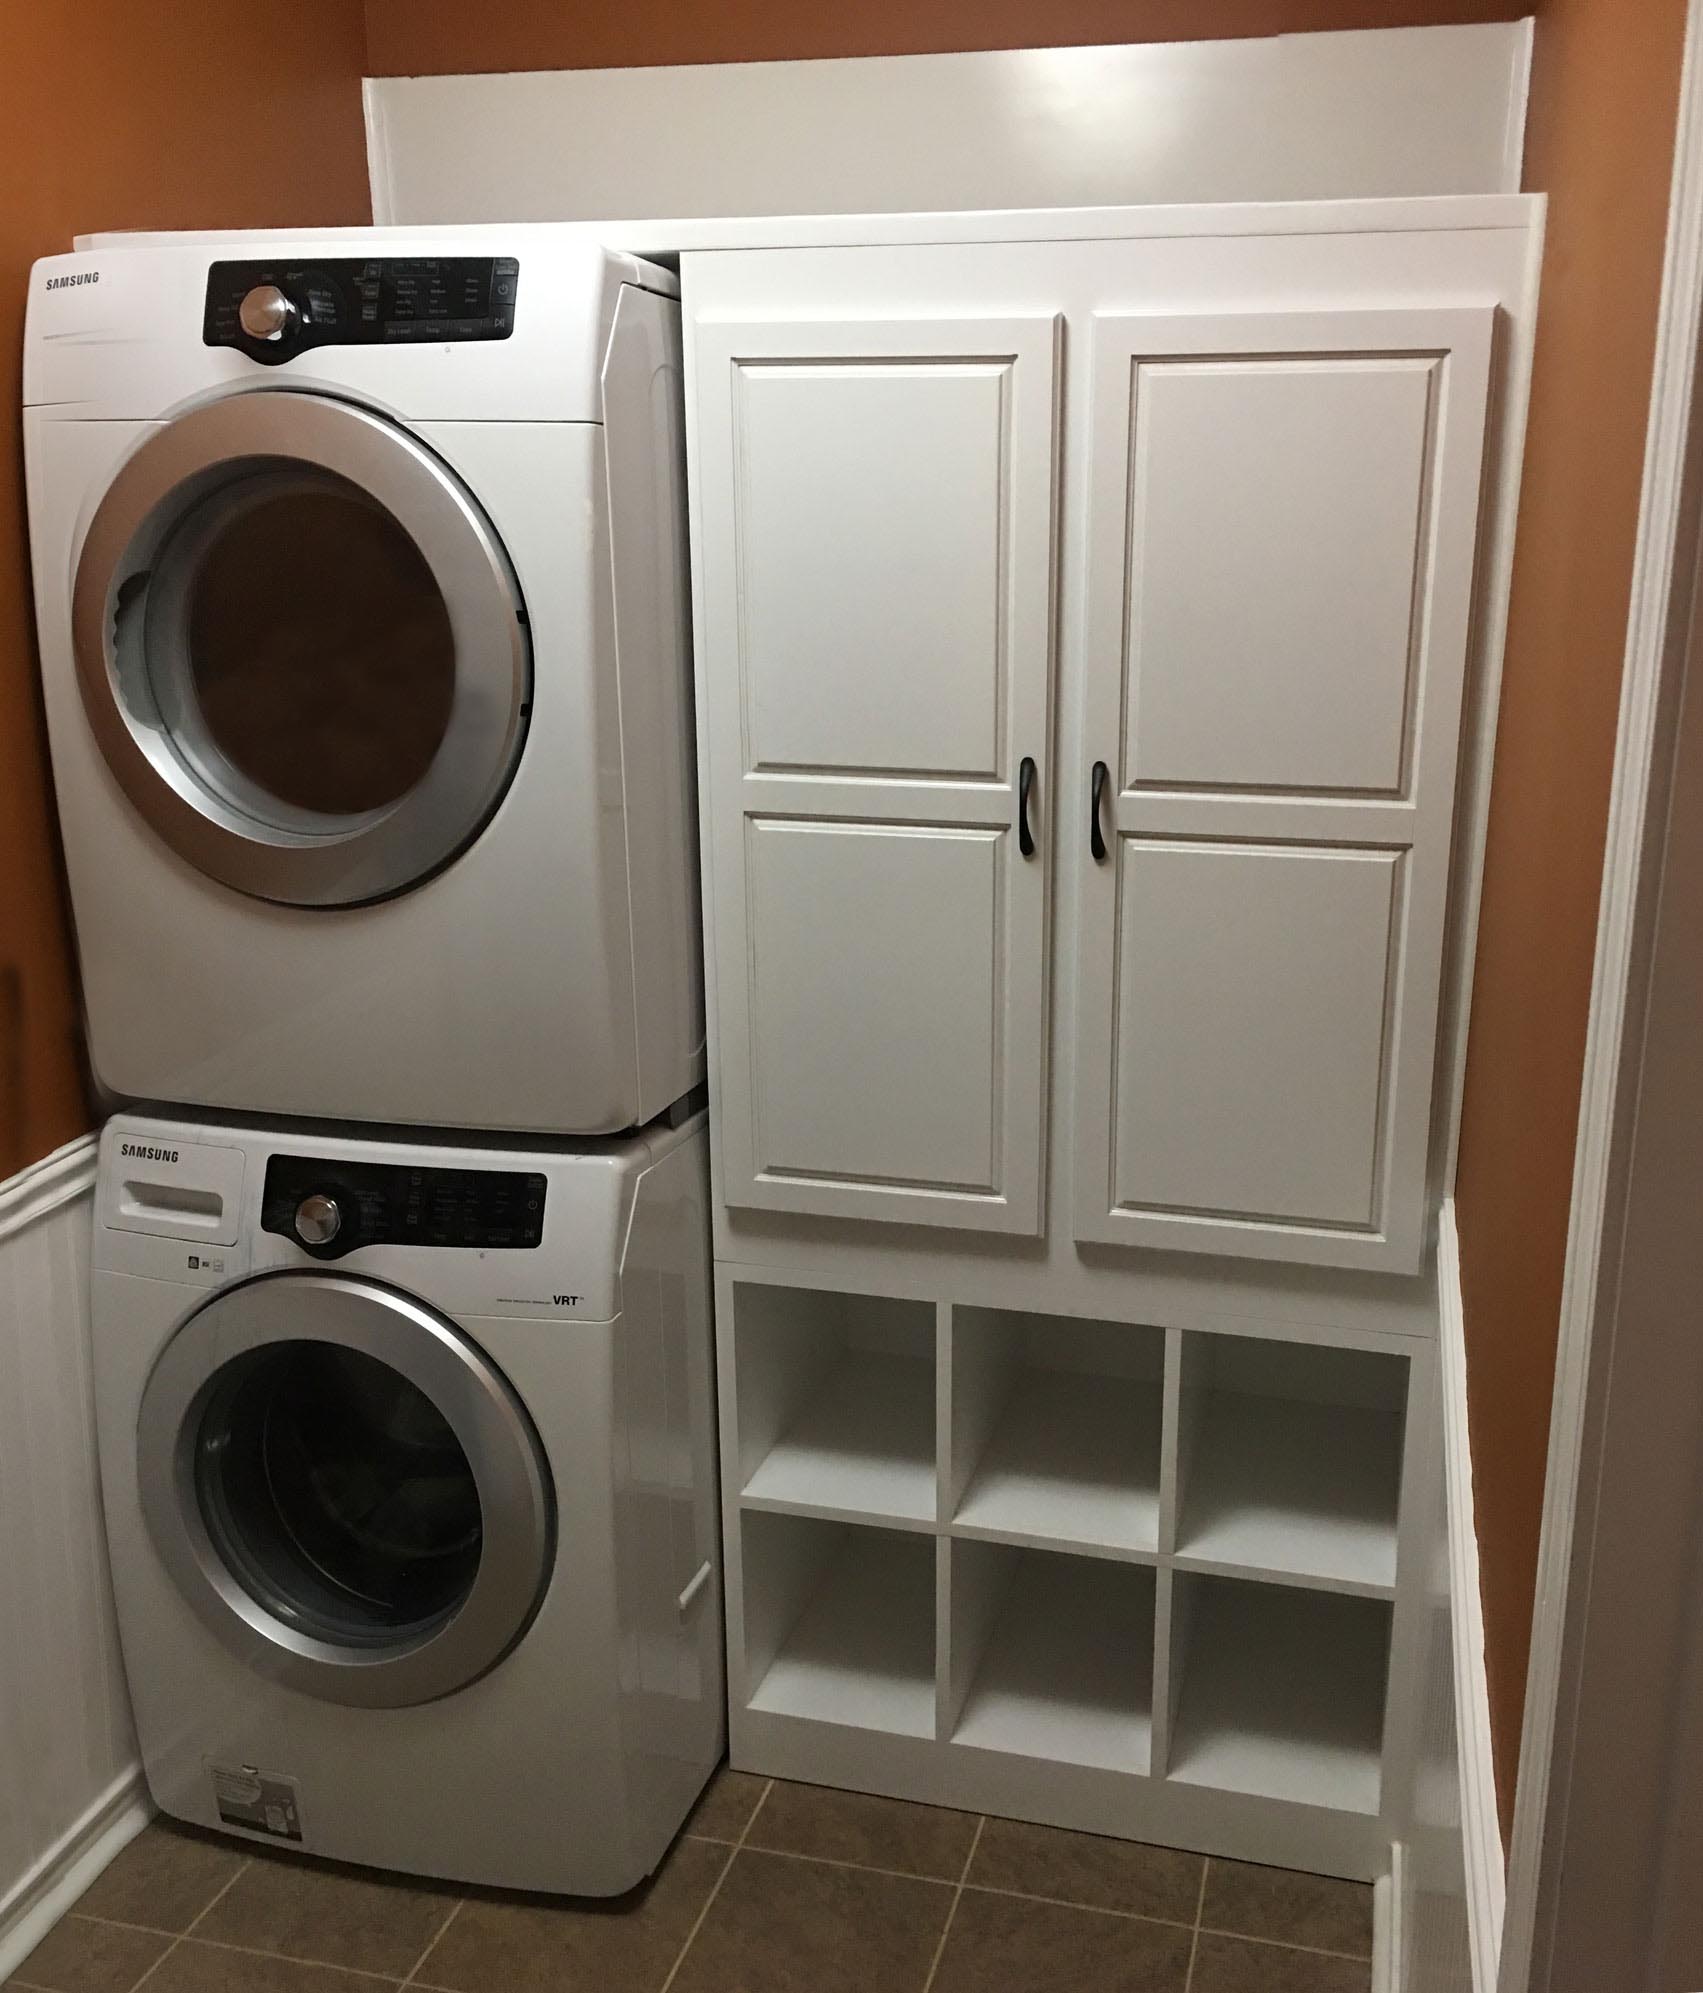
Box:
1500, 0, 1703, 1982
1438, 1204, 1505, 1993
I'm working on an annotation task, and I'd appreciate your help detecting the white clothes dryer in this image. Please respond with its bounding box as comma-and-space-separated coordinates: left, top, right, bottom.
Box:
91, 1109, 722, 1895
24, 230, 701, 1134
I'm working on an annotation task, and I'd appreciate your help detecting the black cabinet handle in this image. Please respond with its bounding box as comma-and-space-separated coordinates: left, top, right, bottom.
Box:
1018, 755, 1037, 858
1090, 761, 1109, 863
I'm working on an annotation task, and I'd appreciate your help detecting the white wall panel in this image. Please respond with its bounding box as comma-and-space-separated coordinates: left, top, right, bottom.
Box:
365, 24, 1531, 227
0, 1139, 140, 1973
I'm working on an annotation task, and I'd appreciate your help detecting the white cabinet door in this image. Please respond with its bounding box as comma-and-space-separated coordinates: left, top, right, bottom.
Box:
1073, 306, 1494, 1271
693, 314, 1060, 1232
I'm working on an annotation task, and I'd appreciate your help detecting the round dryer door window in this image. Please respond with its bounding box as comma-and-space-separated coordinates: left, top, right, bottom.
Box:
137, 1271, 555, 1708
72, 393, 531, 907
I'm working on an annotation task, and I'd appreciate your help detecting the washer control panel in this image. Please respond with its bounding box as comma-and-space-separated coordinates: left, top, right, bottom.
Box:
261, 1154, 547, 1258
204, 256, 519, 365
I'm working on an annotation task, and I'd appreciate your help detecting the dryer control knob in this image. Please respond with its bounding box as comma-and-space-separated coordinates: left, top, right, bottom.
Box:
239, 284, 297, 341
294, 1193, 342, 1247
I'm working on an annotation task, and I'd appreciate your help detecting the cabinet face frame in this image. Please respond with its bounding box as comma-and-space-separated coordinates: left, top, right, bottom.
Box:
1071, 305, 1496, 1273
691, 313, 1062, 1235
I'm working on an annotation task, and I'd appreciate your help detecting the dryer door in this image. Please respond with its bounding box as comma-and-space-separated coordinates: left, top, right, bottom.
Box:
72, 392, 530, 907
137, 1270, 555, 1708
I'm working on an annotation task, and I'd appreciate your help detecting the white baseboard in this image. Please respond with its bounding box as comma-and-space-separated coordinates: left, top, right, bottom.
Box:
1438, 1202, 1506, 1993
0, 1768, 151, 1982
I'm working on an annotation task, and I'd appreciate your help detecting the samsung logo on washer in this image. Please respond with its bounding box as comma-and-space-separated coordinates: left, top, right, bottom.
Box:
120, 1141, 178, 1164
45, 270, 99, 291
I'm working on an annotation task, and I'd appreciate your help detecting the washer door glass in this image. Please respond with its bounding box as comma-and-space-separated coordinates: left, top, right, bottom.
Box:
138, 1272, 554, 1709
196, 1341, 483, 1646
73, 393, 530, 908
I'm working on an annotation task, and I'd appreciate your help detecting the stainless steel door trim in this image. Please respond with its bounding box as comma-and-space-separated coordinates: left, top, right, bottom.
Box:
137, 1270, 555, 1710
71, 392, 531, 908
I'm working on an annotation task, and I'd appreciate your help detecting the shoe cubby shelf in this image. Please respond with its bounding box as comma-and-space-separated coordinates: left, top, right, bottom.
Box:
720, 1272, 1422, 1872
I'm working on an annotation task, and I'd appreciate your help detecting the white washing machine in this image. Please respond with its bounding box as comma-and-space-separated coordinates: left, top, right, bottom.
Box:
24, 230, 701, 1134
91, 1110, 723, 1895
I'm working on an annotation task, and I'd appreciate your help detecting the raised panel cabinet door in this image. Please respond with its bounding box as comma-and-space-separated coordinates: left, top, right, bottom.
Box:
692, 313, 1061, 1232
1073, 306, 1495, 1271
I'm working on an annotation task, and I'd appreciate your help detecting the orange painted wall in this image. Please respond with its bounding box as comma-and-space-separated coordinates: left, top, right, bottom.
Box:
1455, 0, 1689, 1838
365, 1, 1524, 74
0, 1, 371, 1176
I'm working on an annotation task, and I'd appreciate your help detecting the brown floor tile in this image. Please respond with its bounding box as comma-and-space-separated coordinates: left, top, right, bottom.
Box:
668, 1848, 951, 1993
192, 1854, 455, 1978
930, 1889, 1193, 1993
73, 1825, 247, 1935
415, 1838, 727, 1992
144, 1943, 404, 1992
684, 1766, 769, 1844
744, 1780, 979, 1881
1189, 1932, 1372, 1993
966, 1817, 1202, 1924
5, 1914, 170, 1992
1200, 1860, 1373, 1958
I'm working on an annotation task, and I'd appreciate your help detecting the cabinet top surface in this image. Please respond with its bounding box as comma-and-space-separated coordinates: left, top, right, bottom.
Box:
76, 193, 1541, 258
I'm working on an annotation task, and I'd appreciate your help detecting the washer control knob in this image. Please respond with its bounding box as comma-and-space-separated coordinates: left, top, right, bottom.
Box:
239, 284, 296, 341
294, 1193, 342, 1247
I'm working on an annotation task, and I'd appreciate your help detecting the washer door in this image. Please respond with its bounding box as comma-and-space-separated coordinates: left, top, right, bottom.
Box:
72, 393, 530, 907
137, 1271, 554, 1708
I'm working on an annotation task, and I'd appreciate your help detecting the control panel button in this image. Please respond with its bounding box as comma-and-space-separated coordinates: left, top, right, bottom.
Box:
238, 284, 296, 341
294, 1193, 342, 1246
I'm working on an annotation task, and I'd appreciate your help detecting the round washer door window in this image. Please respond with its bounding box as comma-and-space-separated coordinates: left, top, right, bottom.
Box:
137, 1272, 555, 1708
73, 393, 530, 908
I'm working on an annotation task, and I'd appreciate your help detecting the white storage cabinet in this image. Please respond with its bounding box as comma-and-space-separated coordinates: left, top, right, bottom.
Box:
682, 213, 1535, 1880
687, 244, 1494, 1273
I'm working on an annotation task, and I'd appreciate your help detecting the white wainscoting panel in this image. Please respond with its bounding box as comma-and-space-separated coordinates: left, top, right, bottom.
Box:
365, 24, 1531, 226
0, 1136, 144, 1980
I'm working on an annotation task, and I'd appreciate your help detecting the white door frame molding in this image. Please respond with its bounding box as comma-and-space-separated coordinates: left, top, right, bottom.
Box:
1501, 0, 1703, 1983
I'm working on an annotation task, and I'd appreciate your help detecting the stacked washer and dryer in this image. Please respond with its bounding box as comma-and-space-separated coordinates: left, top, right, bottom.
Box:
22, 232, 723, 1894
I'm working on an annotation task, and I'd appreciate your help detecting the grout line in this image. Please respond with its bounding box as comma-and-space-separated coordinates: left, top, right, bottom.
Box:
656, 1777, 772, 1993
1183, 1858, 1210, 1993
128, 1855, 253, 1992
1195, 1924, 1374, 1963
399, 1898, 466, 1987
920, 1814, 984, 1993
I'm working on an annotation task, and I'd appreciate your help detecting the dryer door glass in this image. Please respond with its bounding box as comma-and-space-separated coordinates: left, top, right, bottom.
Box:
73, 393, 530, 909
175, 470, 458, 820
137, 1271, 555, 1710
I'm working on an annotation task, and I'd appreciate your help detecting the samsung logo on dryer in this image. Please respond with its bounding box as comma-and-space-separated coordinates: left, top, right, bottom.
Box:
120, 1141, 178, 1163
45, 270, 100, 291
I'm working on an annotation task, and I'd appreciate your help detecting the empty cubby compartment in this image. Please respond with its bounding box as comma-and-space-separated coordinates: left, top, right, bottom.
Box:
950, 1310, 1165, 1556
742, 1512, 937, 1738
1164, 1574, 1390, 1814
733, 1284, 936, 1526
1171, 1333, 1407, 1593
947, 1542, 1156, 1774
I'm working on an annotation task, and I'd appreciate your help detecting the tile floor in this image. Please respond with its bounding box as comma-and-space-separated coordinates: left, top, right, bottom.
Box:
7, 1769, 1374, 1993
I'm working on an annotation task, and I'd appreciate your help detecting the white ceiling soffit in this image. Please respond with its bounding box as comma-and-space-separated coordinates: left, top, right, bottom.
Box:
364, 22, 1533, 227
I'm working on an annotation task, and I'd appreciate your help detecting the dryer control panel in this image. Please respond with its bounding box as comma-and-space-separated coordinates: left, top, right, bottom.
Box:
261, 1154, 546, 1259
204, 257, 520, 364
